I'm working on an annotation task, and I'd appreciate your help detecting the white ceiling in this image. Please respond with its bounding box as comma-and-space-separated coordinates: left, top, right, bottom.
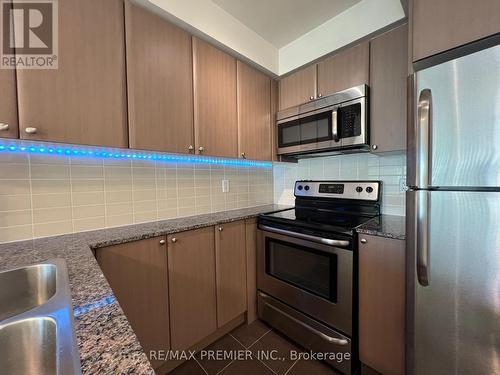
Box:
212, 0, 362, 48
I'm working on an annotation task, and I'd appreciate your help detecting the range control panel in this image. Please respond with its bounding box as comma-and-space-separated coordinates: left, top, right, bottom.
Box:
295, 181, 380, 201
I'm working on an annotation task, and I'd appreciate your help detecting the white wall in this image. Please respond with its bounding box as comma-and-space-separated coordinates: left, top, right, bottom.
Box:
279, 0, 405, 74
147, 0, 279, 74
273, 152, 406, 216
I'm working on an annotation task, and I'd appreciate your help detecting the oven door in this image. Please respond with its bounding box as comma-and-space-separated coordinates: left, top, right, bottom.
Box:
257, 226, 353, 335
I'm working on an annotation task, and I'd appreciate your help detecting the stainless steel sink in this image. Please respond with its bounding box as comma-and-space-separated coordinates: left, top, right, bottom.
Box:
0, 259, 81, 375
0, 263, 57, 321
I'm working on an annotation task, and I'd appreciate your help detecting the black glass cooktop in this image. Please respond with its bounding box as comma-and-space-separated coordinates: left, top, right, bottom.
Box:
259, 207, 376, 238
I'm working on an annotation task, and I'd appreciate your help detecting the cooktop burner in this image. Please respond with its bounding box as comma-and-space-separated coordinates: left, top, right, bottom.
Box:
259, 180, 381, 238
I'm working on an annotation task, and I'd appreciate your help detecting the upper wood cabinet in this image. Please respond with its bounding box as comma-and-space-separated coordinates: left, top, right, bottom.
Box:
279, 65, 317, 110
193, 37, 238, 158
125, 1, 194, 154
359, 234, 405, 375
237, 61, 272, 161
96, 236, 170, 369
215, 221, 247, 327
317, 41, 370, 97
369, 24, 408, 153
412, 0, 500, 62
0, 69, 18, 139
167, 227, 217, 350
16, 0, 128, 147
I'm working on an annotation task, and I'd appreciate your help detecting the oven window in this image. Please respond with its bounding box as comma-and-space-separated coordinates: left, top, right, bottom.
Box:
265, 238, 337, 302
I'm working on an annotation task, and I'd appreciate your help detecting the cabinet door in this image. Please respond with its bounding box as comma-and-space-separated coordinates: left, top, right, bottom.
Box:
125, 1, 194, 153
96, 237, 170, 369
0, 68, 18, 139
193, 37, 237, 158
317, 41, 369, 97
168, 227, 217, 350
279, 65, 316, 110
215, 221, 247, 327
370, 24, 408, 153
412, 0, 500, 62
16, 0, 128, 147
359, 234, 405, 375
237, 61, 272, 161
245, 218, 258, 323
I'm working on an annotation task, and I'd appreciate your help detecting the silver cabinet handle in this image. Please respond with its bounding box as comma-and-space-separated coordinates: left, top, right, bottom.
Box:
171, 237, 177, 243
218, 227, 223, 232
416, 190, 430, 286
240, 152, 246, 159
360, 238, 367, 244
318, 93, 323, 98
261, 293, 349, 346
372, 145, 378, 150
0, 123, 9, 131
198, 146, 204, 153
332, 109, 339, 142
24, 127, 38, 134
259, 224, 349, 247
188, 145, 194, 151
417, 89, 432, 188
159, 239, 166, 245
309, 96, 314, 100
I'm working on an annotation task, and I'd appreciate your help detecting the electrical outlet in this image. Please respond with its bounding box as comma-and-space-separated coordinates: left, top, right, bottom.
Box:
222, 179, 230, 193
399, 177, 407, 192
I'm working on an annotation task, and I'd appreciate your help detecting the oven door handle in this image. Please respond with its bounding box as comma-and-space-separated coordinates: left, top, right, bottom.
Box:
258, 224, 350, 247
261, 294, 349, 346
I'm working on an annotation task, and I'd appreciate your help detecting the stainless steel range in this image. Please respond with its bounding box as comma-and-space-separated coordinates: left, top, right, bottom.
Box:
257, 180, 381, 375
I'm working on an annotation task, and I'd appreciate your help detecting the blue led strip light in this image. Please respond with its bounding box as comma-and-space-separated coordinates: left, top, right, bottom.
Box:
0, 141, 272, 168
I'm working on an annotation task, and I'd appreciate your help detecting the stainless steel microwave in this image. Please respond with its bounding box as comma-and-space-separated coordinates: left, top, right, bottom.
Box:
277, 85, 368, 157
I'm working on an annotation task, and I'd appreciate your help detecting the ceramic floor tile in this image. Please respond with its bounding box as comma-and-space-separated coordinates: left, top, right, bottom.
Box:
230, 320, 271, 348
196, 334, 245, 375
287, 358, 342, 375
169, 359, 206, 375
249, 330, 303, 375
218, 355, 274, 375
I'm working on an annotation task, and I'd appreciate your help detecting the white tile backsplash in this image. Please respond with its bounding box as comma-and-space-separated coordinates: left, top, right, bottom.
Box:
0, 151, 273, 243
273, 152, 407, 216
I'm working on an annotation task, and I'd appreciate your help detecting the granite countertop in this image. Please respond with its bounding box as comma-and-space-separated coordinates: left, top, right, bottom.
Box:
356, 215, 406, 240
0, 204, 290, 375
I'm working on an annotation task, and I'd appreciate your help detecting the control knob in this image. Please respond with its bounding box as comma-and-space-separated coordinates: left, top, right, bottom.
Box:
297, 185, 303, 191
366, 186, 374, 193
304, 186, 310, 191
356, 186, 363, 193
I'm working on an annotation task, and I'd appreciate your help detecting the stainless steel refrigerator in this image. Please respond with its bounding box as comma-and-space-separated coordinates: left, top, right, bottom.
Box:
407, 43, 500, 374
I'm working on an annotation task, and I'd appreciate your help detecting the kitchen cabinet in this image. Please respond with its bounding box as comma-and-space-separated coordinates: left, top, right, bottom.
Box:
16, 0, 128, 148
279, 65, 317, 110
96, 236, 170, 369
317, 41, 370, 97
167, 227, 217, 350
215, 221, 247, 327
0, 68, 18, 139
358, 234, 405, 375
245, 218, 258, 322
412, 0, 500, 62
270, 80, 279, 162
237, 61, 272, 161
369, 24, 408, 153
125, 1, 194, 154
193, 37, 238, 158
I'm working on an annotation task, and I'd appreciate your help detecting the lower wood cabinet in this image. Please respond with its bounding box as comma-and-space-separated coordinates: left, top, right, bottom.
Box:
0, 68, 18, 139
97, 220, 254, 367
215, 221, 247, 327
167, 227, 217, 350
95, 236, 170, 369
358, 234, 405, 375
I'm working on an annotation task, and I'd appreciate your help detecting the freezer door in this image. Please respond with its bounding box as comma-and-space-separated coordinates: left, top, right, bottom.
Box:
414, 43, 500, 188
407, 190, 500, 375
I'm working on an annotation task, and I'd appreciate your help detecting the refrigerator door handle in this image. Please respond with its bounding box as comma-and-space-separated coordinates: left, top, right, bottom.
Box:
416, 88, 432, 189
416, 191, 430, 286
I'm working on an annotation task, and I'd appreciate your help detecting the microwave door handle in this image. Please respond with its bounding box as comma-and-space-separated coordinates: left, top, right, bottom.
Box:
332, 109, 339, 142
